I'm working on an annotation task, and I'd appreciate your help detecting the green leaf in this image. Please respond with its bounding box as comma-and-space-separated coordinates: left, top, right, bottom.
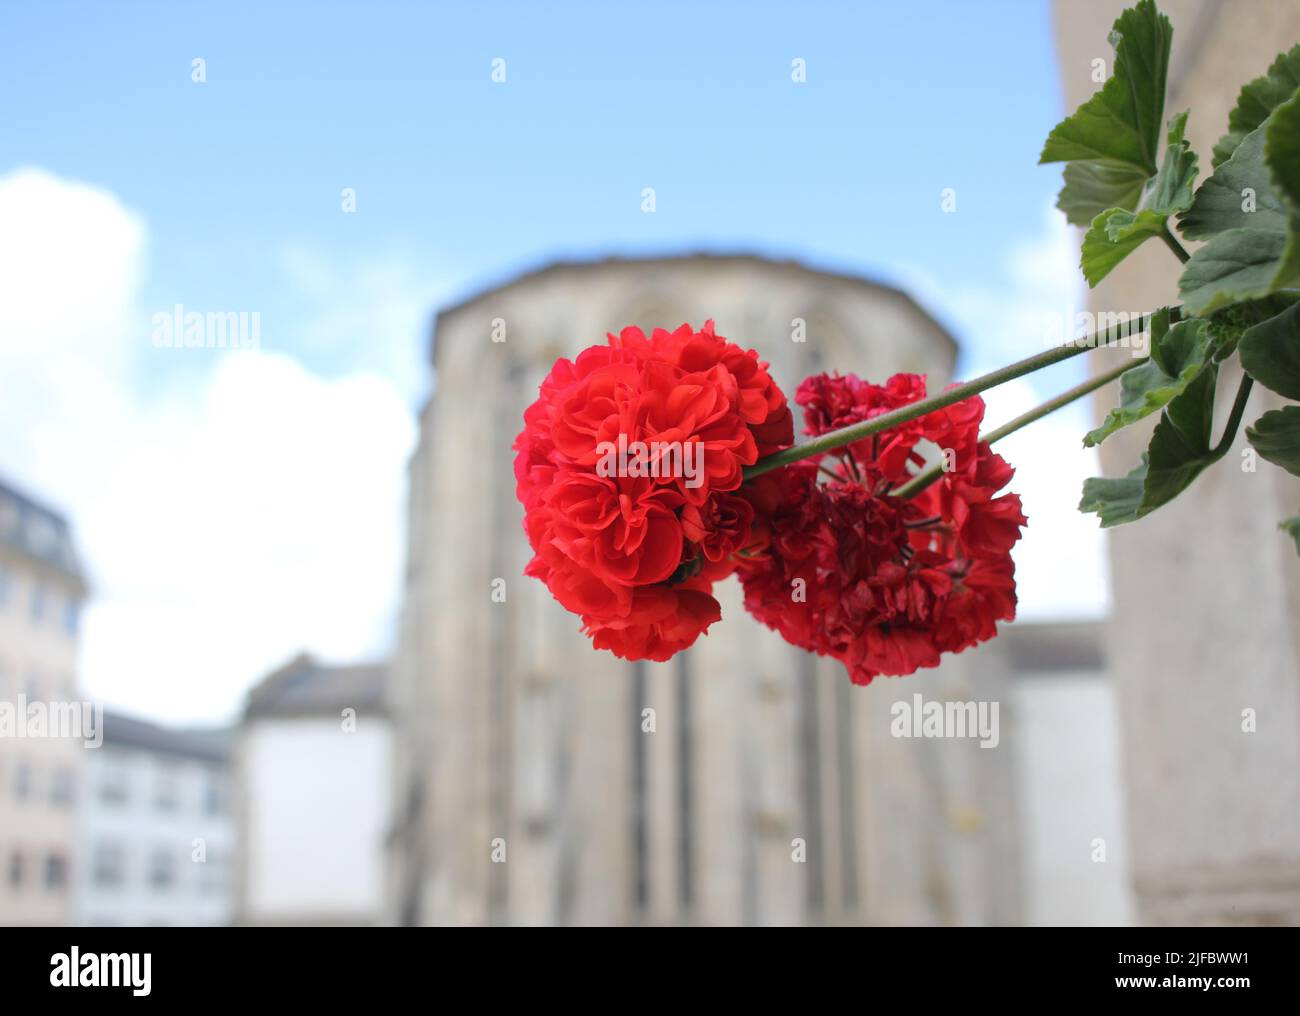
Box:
1206, 294, 1299, 362
1269, 90, 1300, 207
1246, 406, 1300, 476
1179, 124, 1290, 239
1239, 300, 1300, 399
1079, 457, 1149, 527
1266, 87, 1300, 291
1080, 366, 1230, 526
1056, 163, 1149, 227
1080, 112, 1198, 286
1081, 209, 1167, 287
1213, 44, 1300, 168
1280, 515, 1300, 556
1178, 230, 1294, 314
1178, 93, 1300, 314
1147, 110, 1199, 212
1141, 366, 1221, 508
1040, 0, 1172, 226
1083, 313, 1210, 446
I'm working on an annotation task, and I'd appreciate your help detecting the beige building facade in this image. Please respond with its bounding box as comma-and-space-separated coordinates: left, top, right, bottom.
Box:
388, 255, 1046, 926
0, 478, 86, 926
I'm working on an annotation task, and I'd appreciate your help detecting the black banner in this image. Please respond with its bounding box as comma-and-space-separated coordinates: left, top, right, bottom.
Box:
0, 926, 1290, 1003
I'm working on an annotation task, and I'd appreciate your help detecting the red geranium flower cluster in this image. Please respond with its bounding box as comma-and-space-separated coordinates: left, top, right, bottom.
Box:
738, 372, 1027, 684
513, 321, 793, 661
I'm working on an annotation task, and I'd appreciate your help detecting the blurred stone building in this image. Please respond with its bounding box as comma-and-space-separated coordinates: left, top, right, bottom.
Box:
0, 476, 86, 926
1056, 0, 1300, 924
386, 254, 1076, 926
74, 711, 234, 927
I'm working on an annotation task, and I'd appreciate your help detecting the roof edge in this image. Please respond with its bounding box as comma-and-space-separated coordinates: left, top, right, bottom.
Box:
428, 250, 959, 363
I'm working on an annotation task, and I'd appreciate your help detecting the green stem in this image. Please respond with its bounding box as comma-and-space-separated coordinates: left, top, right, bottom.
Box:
984, 358, 1138, 443
1160, 224, 1191, 264
743, 309, 1172, 481
1212, 374, 1254, 458
890, 357, 1141, 499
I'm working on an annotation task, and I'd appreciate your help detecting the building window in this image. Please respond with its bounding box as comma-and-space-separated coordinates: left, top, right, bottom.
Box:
155, 769, 179, 812
99, 758, 129, 805
202, 772, 225, 816
92, 843, 126, 887
631, 661, 648, 911
0, 566, 10, 606
7, 851, 22, 889
798, 653, 825, 915
63, 598, 80, 637
50, 767, 75, 807
44, 852, 67, 889
199, 853, 227, 896
148, 849, 175, 891
675, 652, 694, 911
14, 761, 32, 800
29, 583, 46, 624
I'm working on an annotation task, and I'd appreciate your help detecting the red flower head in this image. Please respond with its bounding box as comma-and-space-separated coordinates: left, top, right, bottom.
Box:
738, 372, 1027, 684
514, 321, 794, 661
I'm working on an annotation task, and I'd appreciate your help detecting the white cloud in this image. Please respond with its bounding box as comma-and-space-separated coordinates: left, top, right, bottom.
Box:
0, 168, 146, 505
0, 168, 416, 724
0, 167, 145, 351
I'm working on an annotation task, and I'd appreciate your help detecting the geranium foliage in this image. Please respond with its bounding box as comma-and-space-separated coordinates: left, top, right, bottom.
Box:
1058, 1, 1300, 544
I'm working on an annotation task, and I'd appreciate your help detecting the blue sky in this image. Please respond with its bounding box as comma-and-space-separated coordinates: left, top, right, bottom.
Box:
0, 1, 1111, 722
3, 0, 1069, 392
